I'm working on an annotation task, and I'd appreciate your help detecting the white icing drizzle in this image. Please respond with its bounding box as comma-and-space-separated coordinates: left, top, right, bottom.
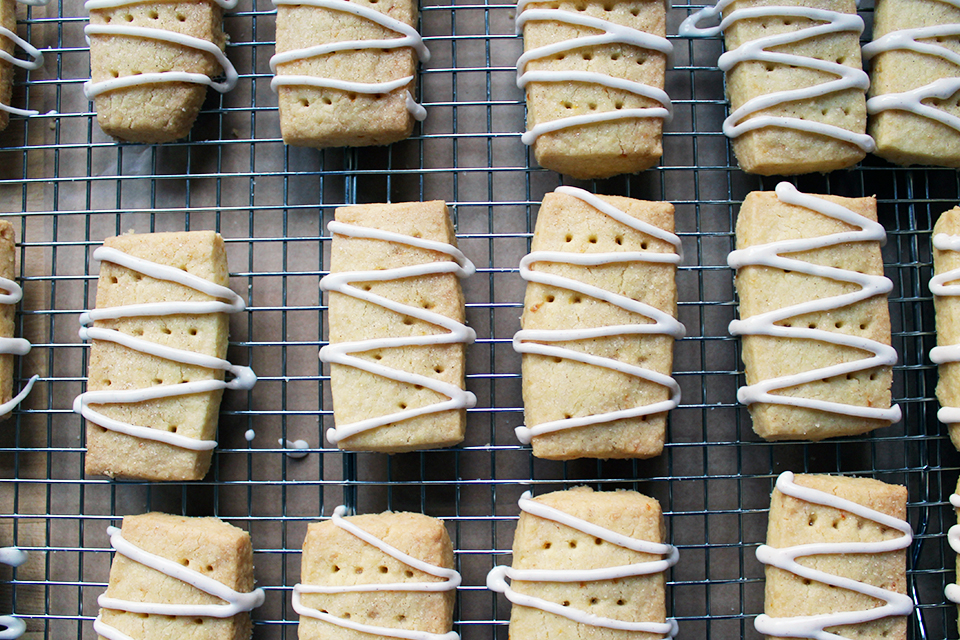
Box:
0, 276, 35, 418
74, 244, 257, 452
929, 233, 960, 423
82, 0, 239, 100
863, 12, 960, 133
244, 428, 255, 442
514, 0, 673, 146
512, 186, 684, 445
0, 28, 44, 117
94, 524, 265, 639
0, 548, 26, 639
727, 182, 901, 423
754, 471, 914, 638
946, 492, 960, 604
269, 0, 430, 121
319, 221, 477, 445
487, 490, 679, 638
679, 1, 875, 153
293, 505, 461, 640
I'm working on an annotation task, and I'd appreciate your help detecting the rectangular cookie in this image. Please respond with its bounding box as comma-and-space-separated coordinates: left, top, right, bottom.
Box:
932, 207, 960, 448
732, 187, 897, 440
499, 487, 672, 640
0, 0, 16, 133
866, 0, 960, 167
0, 220, 15, 418
321, 201, 472, 452
273, 0, 421, 148
296, 510, 456, 640
86, 0, 228, 143
82, 231, 236, 481
722, 0, 869, 175
518, 0, 668, 179
759, 472, 910, 640
96, 512, 261, 640
518, 188, 680, 460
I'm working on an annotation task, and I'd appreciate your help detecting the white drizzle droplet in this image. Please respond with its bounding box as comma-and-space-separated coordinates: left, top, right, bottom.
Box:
515, 0, 673, 145
487, 491, 679, 637
269, 0, 430, 121
74, 245, 257, 451
679, 0, 875, 152
279, 438, 309, 458
513, 186, 684, 444
94, 524, 265, 640
293, 505, 461, 640
319, 221, 477, 445
244, 429, 255, 442
929, 233, 960, 423
754, 471, 914, 637
728, 182, 901, 423
82, 0, 239, 99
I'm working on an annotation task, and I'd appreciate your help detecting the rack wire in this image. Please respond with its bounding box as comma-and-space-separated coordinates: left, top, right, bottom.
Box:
0, 0, 954, 637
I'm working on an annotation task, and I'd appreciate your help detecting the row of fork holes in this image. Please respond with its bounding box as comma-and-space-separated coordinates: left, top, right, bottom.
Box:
331, 564, 415, 578
102, 11, 187, 22
317, 610, 408, 622
543, 538, 628, 608
133, 613, 205, 624
554, 52, 647, 65
548, 1, 642, 16
565, 233, 640, 247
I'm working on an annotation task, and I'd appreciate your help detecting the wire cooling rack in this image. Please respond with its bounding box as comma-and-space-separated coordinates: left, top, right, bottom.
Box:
0, 0, 955, 637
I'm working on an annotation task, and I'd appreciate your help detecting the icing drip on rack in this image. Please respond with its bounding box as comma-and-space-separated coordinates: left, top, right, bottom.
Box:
269, 0, 430, 121
945, 492, 960, 603
74, 245, 257, 451
93, 525, 265, 640
319, 221, 477, 445
929, 232, 960, 423
514, 0, 673, 145
754, 471, 914, 638
0, 28, 43, 117
293, 505, 461, 640
82, 0, 239, 99
0, 548, 26, 640
512, 186, 684, 444
679, 0, 875, 152
486, 491, 679, 638
863, 3, 960, 133
727, 182, 901, 423
0, 277, 36, 418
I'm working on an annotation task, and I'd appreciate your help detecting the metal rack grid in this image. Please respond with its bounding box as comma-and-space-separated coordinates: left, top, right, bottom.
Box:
0, 0, 954, 637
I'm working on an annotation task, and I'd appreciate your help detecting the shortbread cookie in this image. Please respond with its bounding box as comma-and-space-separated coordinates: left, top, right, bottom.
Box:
756, 472, 912, 640
95, 512, 264, 640
0, 221, 34, 420
931, 207, 960, 448
85, 0, 237, 143
0, 0, 44, 132
516, 0, 671, 179
77, 231, 256, 481
487, 487, 678, 640
680, 0, 872, 175
515, 187, 682, 460
319, 201, 475, 452
271, 0, 427, 148
295, 508, 458, 640
730, 183, 899, 440
865, 0, 960, 167
945, 481, 960, 611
